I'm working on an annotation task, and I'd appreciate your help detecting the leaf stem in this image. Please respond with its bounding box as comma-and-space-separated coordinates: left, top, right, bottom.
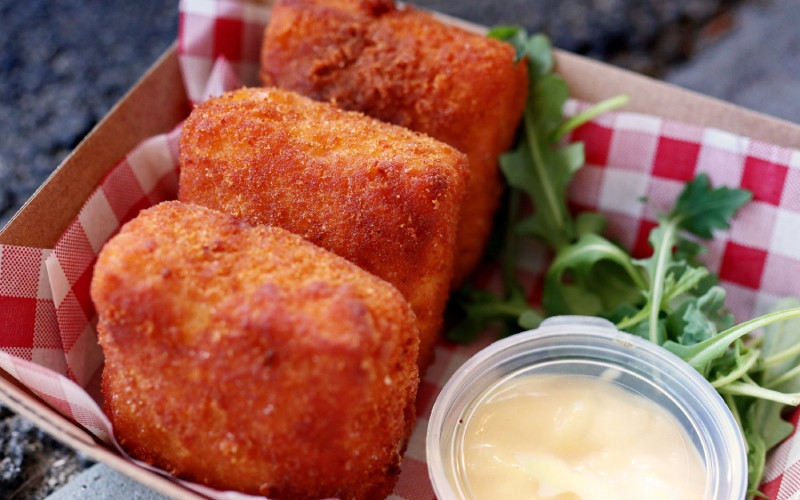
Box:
761, 341, 800, 370
647, 218, 681, 343
712, 348, 760, 388
766, 363, 800, 390
718, 381, 800, 406
665, 307, 800, 370
468, 300, 533, 319
552, 95, 630, 141
524, 108, 568, 248
722, 392, 746, 447
615, 305, 651, 331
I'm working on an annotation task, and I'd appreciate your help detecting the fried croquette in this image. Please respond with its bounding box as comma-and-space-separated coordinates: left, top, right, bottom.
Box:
91, 201, 420, 500
260, 0, 529, 287
178, 86, 468, 370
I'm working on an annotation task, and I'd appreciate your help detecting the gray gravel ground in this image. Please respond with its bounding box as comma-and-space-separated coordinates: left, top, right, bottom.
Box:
416, 0, 737, 75
0, 0, 178, 231
665, 0, 800, 124
0, 0, 796, 498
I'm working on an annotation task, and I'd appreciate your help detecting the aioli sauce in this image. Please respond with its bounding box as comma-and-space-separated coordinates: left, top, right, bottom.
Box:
454, 374, 706, 499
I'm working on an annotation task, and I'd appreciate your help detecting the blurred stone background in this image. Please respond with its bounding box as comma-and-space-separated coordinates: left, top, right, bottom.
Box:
1, 0, 798, 497
0, 0, 178, 231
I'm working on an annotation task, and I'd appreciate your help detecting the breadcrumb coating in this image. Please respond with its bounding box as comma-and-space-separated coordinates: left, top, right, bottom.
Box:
260, 0, 529, 286
92, 201, 420, 499
178, 86, 468, 370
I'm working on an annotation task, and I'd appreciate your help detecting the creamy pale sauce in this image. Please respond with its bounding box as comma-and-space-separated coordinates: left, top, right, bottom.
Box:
454, 374, 706, 500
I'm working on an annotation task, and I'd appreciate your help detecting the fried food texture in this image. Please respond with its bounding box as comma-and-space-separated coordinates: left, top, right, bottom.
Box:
178, 86, 468, 370
260, 0, 529, 286
91, 201, 420, 500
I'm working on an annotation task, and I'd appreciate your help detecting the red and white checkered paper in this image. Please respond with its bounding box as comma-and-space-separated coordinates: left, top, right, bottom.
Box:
1, 0, 800, 497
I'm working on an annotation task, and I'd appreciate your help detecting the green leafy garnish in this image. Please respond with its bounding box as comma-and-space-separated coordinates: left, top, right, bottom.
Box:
450, 26, 800, 496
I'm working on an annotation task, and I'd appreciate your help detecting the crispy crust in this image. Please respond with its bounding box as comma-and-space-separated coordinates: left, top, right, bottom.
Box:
91, 201, 420, 499
260, 0, 529, 286
178, 86, 468, 370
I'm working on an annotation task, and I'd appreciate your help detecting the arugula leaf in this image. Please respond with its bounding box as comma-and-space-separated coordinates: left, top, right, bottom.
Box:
501, 139, 574, 250
741, 298, 800, 497
486, 26, 529, 63
634, 174, 751, 342
448, 28, 628, 335
671, 173, 754, 238
447, 285, 542, 342
744, 419, 769, 500
492, 27, 629, 252
543, 233, 645, 316
663, 307, 800, 372
708, 339, 759, 388
452, 29, 800, 496
667, 285, 731, 345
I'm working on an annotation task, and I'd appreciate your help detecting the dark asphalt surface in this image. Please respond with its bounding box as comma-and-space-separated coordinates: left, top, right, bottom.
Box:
0, 0, 178, 231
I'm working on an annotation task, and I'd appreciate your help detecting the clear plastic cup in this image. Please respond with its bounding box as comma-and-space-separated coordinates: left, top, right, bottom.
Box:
426, 315, 747, 499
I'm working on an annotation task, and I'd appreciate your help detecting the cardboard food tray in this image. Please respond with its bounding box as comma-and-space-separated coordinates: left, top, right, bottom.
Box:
3, 6, 800, 499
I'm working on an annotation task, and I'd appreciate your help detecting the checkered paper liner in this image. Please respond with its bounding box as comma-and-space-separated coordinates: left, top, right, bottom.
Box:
0, 0, 800, 497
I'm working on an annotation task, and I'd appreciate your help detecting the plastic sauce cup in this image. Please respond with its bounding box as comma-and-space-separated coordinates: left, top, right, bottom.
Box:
426, 315, 747, 499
